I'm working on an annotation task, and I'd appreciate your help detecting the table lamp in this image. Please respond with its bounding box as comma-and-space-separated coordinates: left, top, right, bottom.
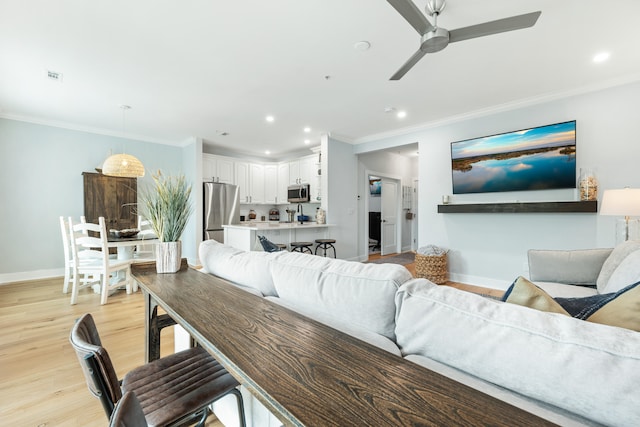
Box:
600, 188, 640, 243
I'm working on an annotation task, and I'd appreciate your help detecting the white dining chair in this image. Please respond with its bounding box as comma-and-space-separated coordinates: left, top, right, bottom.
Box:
60, 216, 97, 294
134, 215, 156, 262
68, 216, 133, 305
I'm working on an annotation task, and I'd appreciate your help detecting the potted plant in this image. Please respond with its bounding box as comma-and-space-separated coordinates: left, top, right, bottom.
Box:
139, 171, 193, 273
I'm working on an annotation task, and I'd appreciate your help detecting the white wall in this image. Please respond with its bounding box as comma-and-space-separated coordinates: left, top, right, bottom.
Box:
355, 81, 640, 289
324, 135, 359, 260
0, 119, 189, 282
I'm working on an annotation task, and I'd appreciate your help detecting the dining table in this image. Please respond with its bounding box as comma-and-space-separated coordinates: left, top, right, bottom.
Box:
107, 233, 158, 260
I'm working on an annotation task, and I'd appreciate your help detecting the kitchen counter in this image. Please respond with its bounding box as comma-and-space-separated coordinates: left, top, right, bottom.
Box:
223, 222, 333, 252
224, 221, 331, 230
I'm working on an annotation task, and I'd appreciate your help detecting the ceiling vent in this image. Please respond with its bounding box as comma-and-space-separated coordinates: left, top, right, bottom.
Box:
46, 70, 63, 82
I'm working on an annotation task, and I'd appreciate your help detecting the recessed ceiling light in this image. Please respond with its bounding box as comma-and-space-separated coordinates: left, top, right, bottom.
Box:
304, 127, 311, 133
304, 139, 311, 145
593, 52, 610, 63
397, 111, 407, 119
265, 150, 271, 155
265, 115, 275, 122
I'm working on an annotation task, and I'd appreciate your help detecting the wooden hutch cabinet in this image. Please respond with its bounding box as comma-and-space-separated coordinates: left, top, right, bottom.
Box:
82, 172, 138, 230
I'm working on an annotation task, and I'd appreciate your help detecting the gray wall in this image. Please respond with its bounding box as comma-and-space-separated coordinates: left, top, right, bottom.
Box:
355, 81, 640, 289
0, 119, 192, 282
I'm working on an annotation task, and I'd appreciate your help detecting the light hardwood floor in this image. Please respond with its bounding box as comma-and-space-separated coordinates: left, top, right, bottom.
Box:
368, 252, 505, 299
0, 277, 223, 426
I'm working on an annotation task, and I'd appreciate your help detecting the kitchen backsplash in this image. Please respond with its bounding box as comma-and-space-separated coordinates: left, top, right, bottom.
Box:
240, 203, 320, 221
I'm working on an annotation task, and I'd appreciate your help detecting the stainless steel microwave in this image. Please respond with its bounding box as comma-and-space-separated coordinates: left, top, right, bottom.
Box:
287, 184, 310, 203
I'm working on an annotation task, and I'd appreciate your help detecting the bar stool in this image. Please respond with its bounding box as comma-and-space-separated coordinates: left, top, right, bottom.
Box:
276, 243, 288, 251
290, 242, 313, 254
314, 239, 337, 258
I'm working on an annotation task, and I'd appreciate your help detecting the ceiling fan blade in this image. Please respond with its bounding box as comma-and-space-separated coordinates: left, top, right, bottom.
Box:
386, 0, 434, 35
390, 49, 428, 80
449, 11, 541, 43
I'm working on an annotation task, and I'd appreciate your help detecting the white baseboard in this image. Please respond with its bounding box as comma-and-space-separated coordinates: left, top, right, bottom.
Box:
0, 268, 64, 285
448, 272, 511, 291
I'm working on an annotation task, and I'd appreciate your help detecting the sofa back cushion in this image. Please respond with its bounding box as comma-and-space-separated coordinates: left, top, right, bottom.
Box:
528, 248, 611, 286
394, 279, 640, 426
271, 252, 412, 340
199, 240, 280, 296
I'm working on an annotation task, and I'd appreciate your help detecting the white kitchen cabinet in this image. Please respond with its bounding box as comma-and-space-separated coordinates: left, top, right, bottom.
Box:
203, 154, 234, 183
289, 155, 317, 185
264, 164, 278, 204
277, 162, 289, 204
235, 161, 250, 203
250, 163, 265, 204
236, 161, 265, 204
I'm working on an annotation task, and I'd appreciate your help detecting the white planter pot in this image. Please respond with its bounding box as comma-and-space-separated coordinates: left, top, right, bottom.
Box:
156, 241, 182, 273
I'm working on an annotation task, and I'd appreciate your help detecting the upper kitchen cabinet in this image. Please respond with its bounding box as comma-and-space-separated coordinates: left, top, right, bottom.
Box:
236, 161, 265, 204
82, 172, 137, 230
289, 155, 317, 185
276, 162, 289, 204
264, 164, 278, 204
203, 154, 234, 183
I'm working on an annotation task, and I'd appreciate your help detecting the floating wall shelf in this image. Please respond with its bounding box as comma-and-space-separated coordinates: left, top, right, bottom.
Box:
437, 200, 598, 214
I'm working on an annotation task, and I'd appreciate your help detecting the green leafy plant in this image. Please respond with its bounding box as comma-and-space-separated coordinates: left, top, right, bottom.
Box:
139, 171, 193, 242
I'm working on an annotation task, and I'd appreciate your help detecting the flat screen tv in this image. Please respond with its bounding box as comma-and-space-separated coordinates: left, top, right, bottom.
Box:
451, 120, 576, 195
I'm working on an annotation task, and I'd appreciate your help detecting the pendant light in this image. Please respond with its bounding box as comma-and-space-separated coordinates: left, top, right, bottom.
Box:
102, 105, 145, 178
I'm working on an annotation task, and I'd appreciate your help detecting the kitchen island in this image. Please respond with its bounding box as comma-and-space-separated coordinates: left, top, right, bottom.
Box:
224, 222, 332, 252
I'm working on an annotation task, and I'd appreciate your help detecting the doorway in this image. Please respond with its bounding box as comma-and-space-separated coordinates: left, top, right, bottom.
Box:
366, 172, 402, 257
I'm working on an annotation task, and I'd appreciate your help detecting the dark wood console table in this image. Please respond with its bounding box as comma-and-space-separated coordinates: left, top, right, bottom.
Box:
132, 261, 554, 426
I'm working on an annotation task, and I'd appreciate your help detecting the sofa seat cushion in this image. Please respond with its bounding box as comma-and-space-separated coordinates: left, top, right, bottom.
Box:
271, 252, 412, 340
265, 296, 402, 356
199, 240, 281, 297
533, 281, 598, 298
394, 279, 640, 426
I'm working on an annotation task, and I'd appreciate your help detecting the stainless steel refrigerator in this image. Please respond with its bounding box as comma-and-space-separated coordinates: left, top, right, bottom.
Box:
203, 182, 240, 243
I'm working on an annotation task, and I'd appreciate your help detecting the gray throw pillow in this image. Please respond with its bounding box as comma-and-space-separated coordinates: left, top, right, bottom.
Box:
596, 240, 640, 293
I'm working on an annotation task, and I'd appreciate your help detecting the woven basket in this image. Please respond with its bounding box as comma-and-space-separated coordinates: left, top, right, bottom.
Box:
415, 252, 448, 284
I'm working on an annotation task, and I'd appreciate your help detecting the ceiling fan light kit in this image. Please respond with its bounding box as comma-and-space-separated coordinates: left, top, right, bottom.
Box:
387, 0, 541, 80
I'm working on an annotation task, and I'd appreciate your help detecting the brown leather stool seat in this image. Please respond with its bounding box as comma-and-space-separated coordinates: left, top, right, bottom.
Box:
290, 242, 313, 254
314, 239, 337, 258
70, 313, 245, 427
275, 243, 288, 251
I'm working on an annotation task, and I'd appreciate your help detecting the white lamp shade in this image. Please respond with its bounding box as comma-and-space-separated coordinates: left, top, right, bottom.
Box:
600, 188, 640, 216
102, 153, 145, 178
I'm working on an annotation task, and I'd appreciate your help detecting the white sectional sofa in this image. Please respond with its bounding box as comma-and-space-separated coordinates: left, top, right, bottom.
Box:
199, 240, 640, 427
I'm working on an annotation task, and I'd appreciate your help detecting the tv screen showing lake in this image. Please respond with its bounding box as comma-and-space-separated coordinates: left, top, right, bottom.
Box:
451, 121, 576, 194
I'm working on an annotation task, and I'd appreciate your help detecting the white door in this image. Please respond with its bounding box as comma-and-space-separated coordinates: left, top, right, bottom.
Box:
381, 179, 398, 256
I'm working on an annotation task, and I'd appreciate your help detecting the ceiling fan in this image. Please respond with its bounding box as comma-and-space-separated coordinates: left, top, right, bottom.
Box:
387, 0, 541, 80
